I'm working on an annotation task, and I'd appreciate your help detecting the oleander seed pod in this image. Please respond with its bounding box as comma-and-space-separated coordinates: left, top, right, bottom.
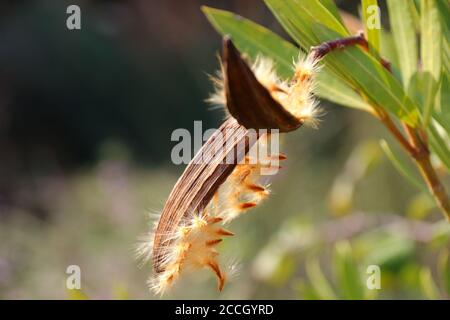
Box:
137, 37, 321, 295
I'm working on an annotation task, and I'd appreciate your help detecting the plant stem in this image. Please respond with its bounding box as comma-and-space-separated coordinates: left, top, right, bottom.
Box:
404, 125, 450, 220
311, 32, 366, 59
374, 109, 417, 155
314, 33, 450, 221
311, 31, 392, 71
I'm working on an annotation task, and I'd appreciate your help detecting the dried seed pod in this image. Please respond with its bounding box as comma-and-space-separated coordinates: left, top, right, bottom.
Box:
223, 37, 303, 132
139, 38, 321, 294
151, 117, 252, 275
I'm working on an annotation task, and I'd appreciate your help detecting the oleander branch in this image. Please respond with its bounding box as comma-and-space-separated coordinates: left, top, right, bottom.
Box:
312, 33, 450, 221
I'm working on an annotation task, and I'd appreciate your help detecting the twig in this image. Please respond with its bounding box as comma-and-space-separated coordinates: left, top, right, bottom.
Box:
311, 31, 392, 71
311, 32, 366, 59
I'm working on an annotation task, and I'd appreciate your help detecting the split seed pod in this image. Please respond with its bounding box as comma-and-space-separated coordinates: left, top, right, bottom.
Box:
138, 37, 321, 294
223, 38, 303, 132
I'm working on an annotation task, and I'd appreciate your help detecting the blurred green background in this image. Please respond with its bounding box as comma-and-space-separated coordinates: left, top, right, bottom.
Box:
0, 0, 449, 299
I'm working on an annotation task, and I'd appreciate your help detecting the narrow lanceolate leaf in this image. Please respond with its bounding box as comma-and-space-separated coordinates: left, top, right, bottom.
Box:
362, 0, 381, 56
443, 37, 450, 76
433, 112, 450, 137
202, 6, 372, 112
436, 0, 450, 73
439, 72, 450, 115
408, 71, 439, 127
428, 123, 450, 171
379, 31, 399, 72
421, 0, 442, 80
318, 0, 345, 26
202, 6, 298, 79
421, 0, 442, 128
294, 0, 349, 36
264, 0, 352, 85
386, 0, 418, 89
421, 72, 440, 128
314, 25, 419, 126
316, 69, 372, 112
264, 0, 348, 51
380, 140, 428, 192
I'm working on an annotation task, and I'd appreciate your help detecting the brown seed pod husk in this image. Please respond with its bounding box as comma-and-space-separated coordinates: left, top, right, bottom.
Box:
152, 118, 256, 273
222, 37, 303, 132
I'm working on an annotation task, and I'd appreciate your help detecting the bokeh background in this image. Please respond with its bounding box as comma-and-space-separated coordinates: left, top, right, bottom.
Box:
0, 0, 449, 299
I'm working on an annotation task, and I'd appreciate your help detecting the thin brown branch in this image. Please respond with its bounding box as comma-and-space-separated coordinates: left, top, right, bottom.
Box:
311, 31, 366, 59
311, 31, 392, 71
404, 125, 450, 220
374, 109, 417, 155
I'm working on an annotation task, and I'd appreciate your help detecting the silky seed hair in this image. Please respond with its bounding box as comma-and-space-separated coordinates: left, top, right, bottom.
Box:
209, 53, 322, 127
139, 134, 284, 295
139, 50, 322, 295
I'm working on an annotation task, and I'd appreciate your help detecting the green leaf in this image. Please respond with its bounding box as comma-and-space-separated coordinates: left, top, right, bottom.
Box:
264, 0, 319, 49
435, 72, 450, 116
436, 0, 450, 32
433, 112, 450, 136
264, 0, 351, 83
380, 139, 428, 192
264, 0, 348, 51
421, 0, 442, 80
387, 0, 418, 89
428, 123, 450, 171
202, 6, 372, 111
305, 258, 337, 300
316, 69, 373, 112
202, 6, 298, 79
379, 31, 399, 70
333, 241, 365, 300
420, 0, 442, 127
409, 0, 422, 32
436, 0, 450, 73
419, 267, 441, 299
314, 25, 420, 126
362, 0, 381, 55
442, 39, 450, 80
442, 73, 450, 115
296, 0, 349, 36
421, 72, 440, 128
438, 250, 450, 296
318, 0, 344, 25
408, 71, 440, 127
